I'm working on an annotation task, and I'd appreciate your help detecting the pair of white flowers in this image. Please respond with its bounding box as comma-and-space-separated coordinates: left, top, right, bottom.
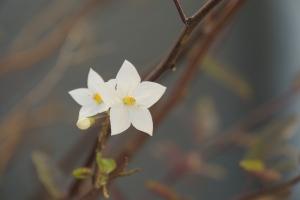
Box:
69, 60, 166, 136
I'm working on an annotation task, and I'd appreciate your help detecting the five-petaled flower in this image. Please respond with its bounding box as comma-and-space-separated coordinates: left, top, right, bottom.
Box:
97, 60, 166, 136
69, 69, 109, 119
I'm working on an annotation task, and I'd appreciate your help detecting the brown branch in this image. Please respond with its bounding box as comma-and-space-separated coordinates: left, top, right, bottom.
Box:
0, 0, 104, 78
7, 0, 74, 53
96, 117, 110, 153
237, 173, 300, 200
92, 117, 110, 184
155, 0, 246, 125
173, 0, 189, 26
144, 0, 223, 82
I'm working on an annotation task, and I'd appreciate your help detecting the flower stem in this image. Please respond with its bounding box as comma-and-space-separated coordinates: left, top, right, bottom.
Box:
94, 115, 109, 120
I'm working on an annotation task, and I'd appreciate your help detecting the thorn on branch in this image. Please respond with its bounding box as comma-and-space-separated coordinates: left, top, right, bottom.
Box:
170, 63, 176, 72
114, 157, 129, 175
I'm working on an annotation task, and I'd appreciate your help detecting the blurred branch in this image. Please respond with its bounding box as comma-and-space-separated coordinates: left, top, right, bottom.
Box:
7, 0, 76, 53
0, 0, 108, 185
0, 0, 104, 78
0, 17, 86, 182
202, 87, 300, 159
237, 173, 300, 200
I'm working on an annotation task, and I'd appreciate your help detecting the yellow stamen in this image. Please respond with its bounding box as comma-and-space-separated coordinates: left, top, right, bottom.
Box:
93, 93, 102, 103
123, 96, 136, 106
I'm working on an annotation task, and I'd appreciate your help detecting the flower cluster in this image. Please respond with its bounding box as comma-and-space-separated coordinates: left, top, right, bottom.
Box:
69, 60, 166, 136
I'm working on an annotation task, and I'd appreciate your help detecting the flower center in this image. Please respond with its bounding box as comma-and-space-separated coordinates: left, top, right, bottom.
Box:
123, 96, 136, 106
93, 93, 102, 103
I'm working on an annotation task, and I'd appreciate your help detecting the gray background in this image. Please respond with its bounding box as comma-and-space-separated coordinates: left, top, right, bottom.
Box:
1, 0, 300, 199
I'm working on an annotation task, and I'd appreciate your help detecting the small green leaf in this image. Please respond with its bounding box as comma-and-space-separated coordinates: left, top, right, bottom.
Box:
239, 159, 265, 171
96, 153, 116, 174
72, 167, 92, 179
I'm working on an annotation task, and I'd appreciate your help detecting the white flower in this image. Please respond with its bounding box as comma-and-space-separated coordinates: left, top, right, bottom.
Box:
69, 69, 109, 119
97, 60, 166, 136
77, 117, 95, 130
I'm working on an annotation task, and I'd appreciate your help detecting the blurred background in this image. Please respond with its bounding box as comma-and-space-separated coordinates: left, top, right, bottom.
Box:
1, 0, 300, 199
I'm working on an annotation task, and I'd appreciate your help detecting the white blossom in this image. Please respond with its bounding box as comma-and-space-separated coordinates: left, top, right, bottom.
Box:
97, 60, 166, 136
69, 69, 109, 119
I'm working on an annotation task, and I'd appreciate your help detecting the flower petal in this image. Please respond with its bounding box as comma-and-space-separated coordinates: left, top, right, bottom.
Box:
88, 68, 104, 92
132, 81, 166, 108
69, 88, 94, 106
96, 82, 122, 107
116, 60, 141, 96
110, 103, 131, 135
128, 106, 153, 136
79, 104, 99, 118
96, 103, 109, 114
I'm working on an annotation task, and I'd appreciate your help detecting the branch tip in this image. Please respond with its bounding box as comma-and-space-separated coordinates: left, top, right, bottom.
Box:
173, 0, 189, 26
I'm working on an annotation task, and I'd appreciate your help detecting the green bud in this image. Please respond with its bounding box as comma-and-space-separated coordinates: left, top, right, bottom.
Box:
76, 117, 95, 130
240, 159, 265, 171
72, 167, 92, 179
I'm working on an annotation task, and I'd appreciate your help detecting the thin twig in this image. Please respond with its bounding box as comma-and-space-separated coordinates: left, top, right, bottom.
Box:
94, 115, 109, 120
173, 0, 189, 26
155, 0, 246, 125
108, 168, 141, 181
236, 173, 300, 200
144, 0, 223, 82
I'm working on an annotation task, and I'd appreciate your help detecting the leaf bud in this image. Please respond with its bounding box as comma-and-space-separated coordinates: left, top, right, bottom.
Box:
72, 167, 92, 179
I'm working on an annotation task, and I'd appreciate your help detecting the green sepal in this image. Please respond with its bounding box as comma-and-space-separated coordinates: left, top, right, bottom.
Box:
97, 174, 108, 186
